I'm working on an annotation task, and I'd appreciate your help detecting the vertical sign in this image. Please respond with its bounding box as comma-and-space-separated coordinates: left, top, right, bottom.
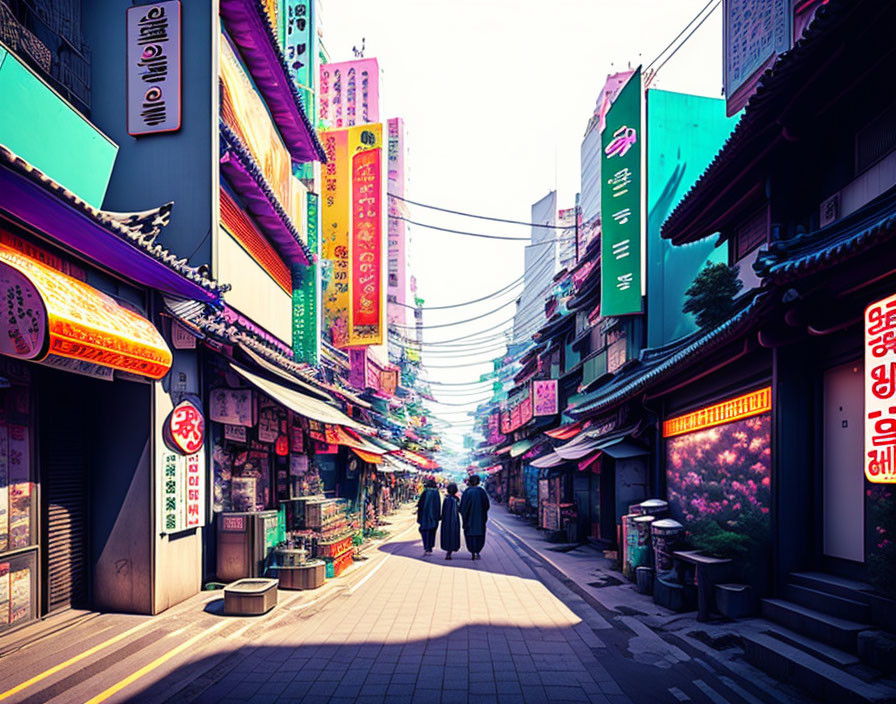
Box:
321, 130, 351, 346
865, 294, 896, 483
350, 147, 383, 345
723, 0, 791, 117
160, 449, 206, 533
319, 58, 380, 128
533, 380, 559, 416
600, 67, 643, 317
185, 453, 202, 528
126, 1, 181, 136
387, 117, 407, 326
279, 0, 316, 180
293, 192, 320, 363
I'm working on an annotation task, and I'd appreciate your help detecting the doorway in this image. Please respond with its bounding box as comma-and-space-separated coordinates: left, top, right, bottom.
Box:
822, 361, 864, 564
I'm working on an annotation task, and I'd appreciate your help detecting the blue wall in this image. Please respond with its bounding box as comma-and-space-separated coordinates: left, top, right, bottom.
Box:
646, 90, 739, 348
82, 0, 213, 268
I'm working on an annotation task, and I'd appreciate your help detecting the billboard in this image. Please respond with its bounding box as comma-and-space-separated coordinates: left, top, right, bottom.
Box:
319, 58, 380, 128
600, 68, 643, 317
387, 117, 408, 326
293, 191, 320, 363
320, 125, 384, 348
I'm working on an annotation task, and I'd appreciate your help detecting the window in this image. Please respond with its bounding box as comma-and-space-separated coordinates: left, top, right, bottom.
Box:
733, 206, 768, 261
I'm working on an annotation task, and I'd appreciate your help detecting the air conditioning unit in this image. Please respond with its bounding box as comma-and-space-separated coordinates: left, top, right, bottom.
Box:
820, 192, 840, 227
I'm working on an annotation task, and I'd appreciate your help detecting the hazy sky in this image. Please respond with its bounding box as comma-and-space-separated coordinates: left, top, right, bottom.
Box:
322, 0, 725, 454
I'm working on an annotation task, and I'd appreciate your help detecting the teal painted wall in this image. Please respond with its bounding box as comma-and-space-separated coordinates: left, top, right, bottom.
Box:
0, 48, 118, 208
646, 90, 739, 348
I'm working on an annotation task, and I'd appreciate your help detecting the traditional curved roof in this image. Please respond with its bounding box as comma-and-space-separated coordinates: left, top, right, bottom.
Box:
220, 121, 312, 267
219, 0, 326, 163
0, 144, 227, 301
755, 186, 896, 285
661, 0, 854, 244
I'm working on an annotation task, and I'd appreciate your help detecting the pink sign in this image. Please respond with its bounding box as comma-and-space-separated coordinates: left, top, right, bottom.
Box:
185, 453, 202, 528
387, 117, 408, 326
319, 58, 380, 128
533, 380, 559, 416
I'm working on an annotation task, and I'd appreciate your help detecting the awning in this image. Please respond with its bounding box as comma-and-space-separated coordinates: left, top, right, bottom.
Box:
545, 421, 584, 440
0, 244, 172, 379
325, 425, 385, 455
509, 438, 536, 458
395, 449, 439, 471
530, 452, 566, 469
599, 438, 649, 459
351, 447, 382, 465
556, 439, 601, 461
230, 363, 364, 430
238, 342, 332, 401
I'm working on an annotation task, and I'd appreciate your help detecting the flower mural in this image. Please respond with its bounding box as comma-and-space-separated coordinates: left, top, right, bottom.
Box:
666, 413, 771, 582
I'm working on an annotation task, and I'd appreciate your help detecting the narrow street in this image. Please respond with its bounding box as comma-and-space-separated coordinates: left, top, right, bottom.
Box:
0, 505, 811, 704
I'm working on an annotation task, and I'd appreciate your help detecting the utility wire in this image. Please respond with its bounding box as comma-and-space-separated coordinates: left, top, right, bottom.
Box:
391, 273, 525, 310
651, 1, 721, 79
646, 0, 717, 69
391, 296, 518, 331
389, 193, 570, 229
394, 216, 575, 243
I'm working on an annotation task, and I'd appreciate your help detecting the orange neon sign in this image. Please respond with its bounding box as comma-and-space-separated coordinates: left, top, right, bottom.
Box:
0, 244, 173, 379
663, 387, 772, 438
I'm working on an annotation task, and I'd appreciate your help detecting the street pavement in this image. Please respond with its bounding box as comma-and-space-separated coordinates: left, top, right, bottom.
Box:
0, 504, 817, 704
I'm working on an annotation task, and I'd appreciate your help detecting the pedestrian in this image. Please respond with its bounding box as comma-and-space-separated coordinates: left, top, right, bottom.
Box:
417, 478, 441, 556
440, 482, 461, 560
460, 474, 490, 560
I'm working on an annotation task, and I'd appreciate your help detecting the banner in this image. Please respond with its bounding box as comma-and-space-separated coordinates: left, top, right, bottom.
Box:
321, 129, 351, 346
279, 0, 316, 179
319, 58, 380, 128
533, 380, 558, 416
350, 147, 383, 344
600, 67, 643, 317
865, 294, 896, 483
387, 117, 407, 326
293, 191, 320, 363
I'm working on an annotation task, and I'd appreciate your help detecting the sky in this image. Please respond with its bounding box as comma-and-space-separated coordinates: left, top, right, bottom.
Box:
322, 0, 726, 455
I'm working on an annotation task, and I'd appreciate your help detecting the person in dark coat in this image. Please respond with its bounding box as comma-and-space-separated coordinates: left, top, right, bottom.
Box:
440, 483, 461, 559
460, 474, 490, 560
417, 478, 441, 555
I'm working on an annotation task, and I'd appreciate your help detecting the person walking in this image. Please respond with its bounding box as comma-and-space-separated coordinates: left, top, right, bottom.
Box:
460, 474, 490, 560
417, 478, 441, 556
440, 483, 461, 560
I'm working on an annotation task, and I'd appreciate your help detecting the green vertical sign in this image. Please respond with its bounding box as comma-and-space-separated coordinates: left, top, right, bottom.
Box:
600, 67, 643, 316
293, 191, 320, 364
279, 0, 316, 181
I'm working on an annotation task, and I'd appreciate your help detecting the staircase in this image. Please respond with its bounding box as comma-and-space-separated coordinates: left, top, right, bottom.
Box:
743, 572, 896, 703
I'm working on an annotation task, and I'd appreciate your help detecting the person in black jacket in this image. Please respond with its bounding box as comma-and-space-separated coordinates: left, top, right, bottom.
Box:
440, 483, 461, 559
417, 478, 441, 556
459, 474, 490, 560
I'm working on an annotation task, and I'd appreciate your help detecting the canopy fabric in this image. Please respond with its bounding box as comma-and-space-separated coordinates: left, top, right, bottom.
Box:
238, 343, 332, 401
0, 244, 172, 379
599, 439, 649, 459
382, 454, 417, 473
326, 425, 385, 455
509, 438, 536, 458
230, 363, 364, 430
395, 449, 438, 470
556, 439, 601, 461
351, 447, 382, 464
530, 451, 565, 469
545, 421, 584, 440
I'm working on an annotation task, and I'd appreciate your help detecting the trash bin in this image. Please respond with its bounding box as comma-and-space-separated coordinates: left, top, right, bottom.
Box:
632, 515, 655, 569
639, 499, 668, 518
651, 518, 684, 572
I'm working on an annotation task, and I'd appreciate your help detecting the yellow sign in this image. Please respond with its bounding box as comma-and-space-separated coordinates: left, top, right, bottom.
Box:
0, 244, 172, 379
321, 124, 383, 348
663, 387, 772, 438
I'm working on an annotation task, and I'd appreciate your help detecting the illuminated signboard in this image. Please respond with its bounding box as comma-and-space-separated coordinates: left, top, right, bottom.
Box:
0, 245, 172, 379
865, 294, 896, 483
164, 399, 204, 455
350, 146, 383, 345
127, 1, 181, 136
663, 387, 772, 438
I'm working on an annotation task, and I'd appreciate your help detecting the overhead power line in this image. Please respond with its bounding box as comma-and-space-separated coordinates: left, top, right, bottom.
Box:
649, 1, 721, 82
390, 193, 570, 229
394, 215, 574, 243
646, 0, 717, 70
391, 273, 524, 310
391, 296, 518, 331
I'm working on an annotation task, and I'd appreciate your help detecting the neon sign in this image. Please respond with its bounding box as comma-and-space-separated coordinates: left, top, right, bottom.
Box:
663, 387, 772, 438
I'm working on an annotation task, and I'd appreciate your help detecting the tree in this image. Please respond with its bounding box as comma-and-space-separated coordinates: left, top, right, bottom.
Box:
683, 262, 743, 329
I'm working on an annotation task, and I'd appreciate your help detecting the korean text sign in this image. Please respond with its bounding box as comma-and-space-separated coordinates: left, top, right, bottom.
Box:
127, 1, 181, 135
600, 67, 643, 317
865, 294, 896, 483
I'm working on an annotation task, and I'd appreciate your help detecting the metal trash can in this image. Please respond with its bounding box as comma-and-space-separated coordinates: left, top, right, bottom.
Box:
639, 499, 668, 518
651, 518, 684, 572
632, 515, 655, 569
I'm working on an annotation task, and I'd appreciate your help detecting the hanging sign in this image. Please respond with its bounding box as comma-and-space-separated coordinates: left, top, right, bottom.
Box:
865, 294, 896, 483
293, 192, 320, 364
224, 424, 247, 442
533, 380, 558, 416
349, 146, 383, 345
171, 321, 196, 349
600, 67, 643, 317
126, 1, 182, 136
320, 129, 351, 346
164, 399, 204, 455
209, 388, 255, 427
257, 408, 279, 443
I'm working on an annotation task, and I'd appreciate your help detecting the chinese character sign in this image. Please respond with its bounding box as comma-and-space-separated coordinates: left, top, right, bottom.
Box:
293, 192, 320, 364
387, 117, 408, 326
865, 294, 896, 483
319, 58, 380, 129
533, 380, 558, 416
126, 1, 181, 135
600, 67, 643, 317
159, 450, 204, 533
350, 146, 383, 345
321, 129, 351, 346
165, 400, 204, 455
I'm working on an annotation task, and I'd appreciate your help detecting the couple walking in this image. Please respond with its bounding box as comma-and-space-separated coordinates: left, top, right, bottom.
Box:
417, 475, 489, 560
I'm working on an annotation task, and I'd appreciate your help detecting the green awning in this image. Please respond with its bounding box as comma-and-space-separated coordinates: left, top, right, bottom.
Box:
509, 438, 536, 458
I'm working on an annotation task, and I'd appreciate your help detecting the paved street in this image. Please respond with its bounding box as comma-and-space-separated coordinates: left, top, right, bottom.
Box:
0, 505, 815, 704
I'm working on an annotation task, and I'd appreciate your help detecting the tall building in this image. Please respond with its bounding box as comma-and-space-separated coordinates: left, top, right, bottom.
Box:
512, 191, 558, 345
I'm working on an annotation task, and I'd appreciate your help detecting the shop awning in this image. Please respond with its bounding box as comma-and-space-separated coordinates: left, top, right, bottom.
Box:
395, 449, 439, 471
556, 439, 601, 461
0, 244, 172, 379
231, 363, 364, 430
545, 421, 584, 440
598, 438, 648, 459
351, 447, 382, 465
530, 451, 565, 469
238, 342, 332, 401
509, 438, 536, 458
326, 425, 386, 455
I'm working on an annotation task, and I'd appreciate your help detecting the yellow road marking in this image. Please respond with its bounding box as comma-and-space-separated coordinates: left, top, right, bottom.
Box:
85, 620, 229, 704
0, 618, 154, 701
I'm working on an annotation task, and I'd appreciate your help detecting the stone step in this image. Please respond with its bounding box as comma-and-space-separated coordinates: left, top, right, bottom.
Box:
790, 571, 873, 605
762, 598, 867, 652
743, 632, 896, 704
785, 583, 872, 623
763, 623, 862, 669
